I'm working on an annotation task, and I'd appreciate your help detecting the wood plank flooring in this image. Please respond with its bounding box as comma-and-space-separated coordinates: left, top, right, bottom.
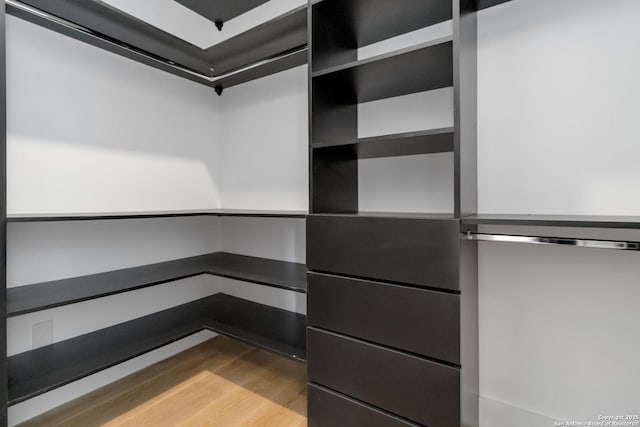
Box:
20, 336, 307, 427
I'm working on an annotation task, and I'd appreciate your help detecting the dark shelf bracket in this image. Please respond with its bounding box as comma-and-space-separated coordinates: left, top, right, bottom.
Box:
215, 19, 224, 31
215, 85, 224, 96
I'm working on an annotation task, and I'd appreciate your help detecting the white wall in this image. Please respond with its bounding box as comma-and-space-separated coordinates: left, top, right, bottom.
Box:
6, 16, 222, 215
219, 65, 309, 211
476, 0, 640, 425
477, 0, 640, 216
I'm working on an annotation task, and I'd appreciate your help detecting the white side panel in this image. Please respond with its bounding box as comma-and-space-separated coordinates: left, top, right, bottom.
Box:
358, 88, 454, 138
477, 0, 640, 215
358, 153, 454, 213
219, 66, 309, 211
219, 217, 305, 264
6, 16, 222, 215
478, 227, 640, 424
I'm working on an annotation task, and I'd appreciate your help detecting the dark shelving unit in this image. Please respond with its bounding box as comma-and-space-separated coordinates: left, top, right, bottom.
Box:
8, 252, 306, 317
7, 209, 307, 222
462, 214, 640, 229
311, 0, 452, 71
8, 293, 306, 405
313, 127, 454, 159
307, 0, 479, 425
312, 38, 453, 104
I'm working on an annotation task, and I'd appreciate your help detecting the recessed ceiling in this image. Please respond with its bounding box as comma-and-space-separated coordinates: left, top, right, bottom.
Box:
175, 0, 270, 24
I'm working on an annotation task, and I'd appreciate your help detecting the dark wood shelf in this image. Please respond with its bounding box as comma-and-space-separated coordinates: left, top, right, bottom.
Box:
7, 209, 307, 222
311, 0, 451, 71
313, 128, 454, 159
205, 6, 307, 76
174, 0, 269, 24
8, 252, 307, 317
310, 212, 457, 220
477, 0, 513, 11
312, 37, 453, 103
462, 214, 640, 229
8, 293, 306, 405
205, 294, 306, 362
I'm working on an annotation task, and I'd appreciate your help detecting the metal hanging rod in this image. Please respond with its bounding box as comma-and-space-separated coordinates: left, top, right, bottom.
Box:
5, 0, 308, 87
462, 231, 640, 252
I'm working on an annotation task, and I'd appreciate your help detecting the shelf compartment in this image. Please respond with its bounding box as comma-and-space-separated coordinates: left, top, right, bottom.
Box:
313, 128, 454, 159
462, 214, 640, 229
8, 293, 306, 405
7, 209, 307, 222
8, 252, 307, 317
205, 6, 307, 76
311, 0, 452, 71
312, 37, 453, 104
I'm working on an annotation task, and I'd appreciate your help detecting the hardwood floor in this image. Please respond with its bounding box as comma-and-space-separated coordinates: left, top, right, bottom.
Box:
21, 336, 308, 427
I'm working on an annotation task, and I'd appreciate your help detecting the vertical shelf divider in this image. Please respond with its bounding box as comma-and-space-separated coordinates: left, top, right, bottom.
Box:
0, 1, 7, 424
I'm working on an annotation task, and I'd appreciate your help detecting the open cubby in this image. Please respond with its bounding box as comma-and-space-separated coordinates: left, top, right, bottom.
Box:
312, 38, 453, 104
311, 0, 452, 71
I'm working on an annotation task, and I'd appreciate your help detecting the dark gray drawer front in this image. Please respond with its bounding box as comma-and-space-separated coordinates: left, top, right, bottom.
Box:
307, 215, 460, 290
308, 384, 420, 427
308, 272, 460, 364
308, 328, 460, 426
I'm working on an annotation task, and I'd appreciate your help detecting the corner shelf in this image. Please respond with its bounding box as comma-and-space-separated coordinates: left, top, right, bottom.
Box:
462, 214, 640, 229
7, 252, 307, 317
205, 6, 307, 76
7, 209, 307, 222
313, 128, 454, 159
7, 293, 307, 405
312, 37, 453, 103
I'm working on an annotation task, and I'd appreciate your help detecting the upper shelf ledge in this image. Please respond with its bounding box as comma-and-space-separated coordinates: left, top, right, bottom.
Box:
8, 209, 308, 222
462, 214, 640, 229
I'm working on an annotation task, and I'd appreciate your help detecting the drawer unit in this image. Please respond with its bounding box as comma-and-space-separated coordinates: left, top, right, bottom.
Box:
308, 384, 420, 427
307, 215, 460, 291
307, 328, 460, 426
308, 272, 460, 364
